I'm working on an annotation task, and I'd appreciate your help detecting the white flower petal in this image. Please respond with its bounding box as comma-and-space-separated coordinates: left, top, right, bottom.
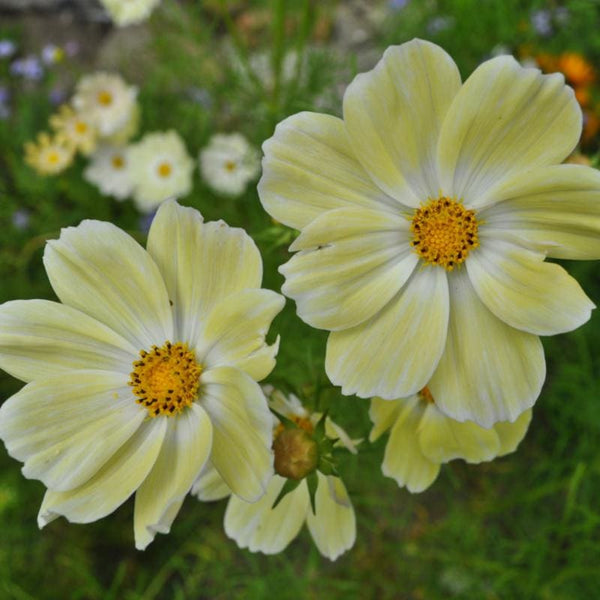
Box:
134, 403, 213, 550
147, 200, 262, 345
417, 403, 501, 464
326, 267, 449, 399
494, 409, 532, 456
380, 396, 440, 493
306, 472, 356, 561
195, 289, 284, 381
43, 220, 173, 349
480, 164, 600, 259
438, 57, 581, 206
38, 417, 167, 527
280, 207, 417, 331
200, 366, 273, 502
191, 461, 231, 502
467, 236, 594, 335
343, 39, 461, 202
0, 299, 137, 382
368, 397, 403, 442
429, 269, 545, 428
258, 112, 401, 230
224, 476, 309, 554
0, 370, 144, 492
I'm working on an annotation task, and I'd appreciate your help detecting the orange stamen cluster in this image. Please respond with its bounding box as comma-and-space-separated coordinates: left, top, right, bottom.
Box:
410, 197, 479, 270
129, 341, 201, 417
419, 386, 435, 404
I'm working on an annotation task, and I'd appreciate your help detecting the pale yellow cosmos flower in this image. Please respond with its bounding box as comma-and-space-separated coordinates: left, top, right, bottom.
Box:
50, 104, 97, 156
370, 388, 532, 493
258, 38, 599, 428
0, 200, 284, 549
24, 132, 75, 175
192, 389, 357, 561
99, 0, 161, 27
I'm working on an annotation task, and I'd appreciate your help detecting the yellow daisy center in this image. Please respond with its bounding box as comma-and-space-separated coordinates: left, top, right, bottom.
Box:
75, 121, 88, 134
410, 197, 479, 270
224, 160, 237, 172
97, 90, 113, 106
157, 162, 172, 178
419, 386, 435, 404
128, 341, 202, 418
47, 151, 60, 164
111, 155, 125, 169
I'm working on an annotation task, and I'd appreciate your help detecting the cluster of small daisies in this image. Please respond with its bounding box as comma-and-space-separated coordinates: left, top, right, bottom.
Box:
24, 71, 261, 212
2, 40, 600, 561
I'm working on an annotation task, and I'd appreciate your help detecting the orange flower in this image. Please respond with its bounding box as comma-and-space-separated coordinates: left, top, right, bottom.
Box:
582, 110, 600, 143
557, 52, 595, 86
574, 86, 592, 108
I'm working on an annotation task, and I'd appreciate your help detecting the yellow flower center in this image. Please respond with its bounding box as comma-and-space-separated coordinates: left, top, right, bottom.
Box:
111, 155, 125, 169
47, 151, 60, 164
419, 386, 435, 404
97, 90, 113, 106
75, 121, 88, 134
410, 197, 479, 270
224, 160, 237, 172
157, 162, 172, 178
128, 341, 202, 418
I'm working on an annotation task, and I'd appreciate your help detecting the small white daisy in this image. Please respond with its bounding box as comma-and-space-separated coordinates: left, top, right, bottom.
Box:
199, 133, 261, 197
50, 104, 97, 156
84, 145, 134, 200
99, 0, 161, 27
24, 132, 75, 176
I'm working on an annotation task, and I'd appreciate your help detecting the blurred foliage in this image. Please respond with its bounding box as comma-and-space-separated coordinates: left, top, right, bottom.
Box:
1, 0, 600, 598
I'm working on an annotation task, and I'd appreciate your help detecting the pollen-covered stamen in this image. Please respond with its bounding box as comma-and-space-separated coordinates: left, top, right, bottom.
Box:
410, 197, 479, 270
128, 341, 201, 418
419, 386, 435, 404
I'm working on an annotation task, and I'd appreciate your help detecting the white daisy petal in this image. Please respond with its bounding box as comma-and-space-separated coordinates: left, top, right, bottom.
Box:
429, 269, 545, 428
224, 476, 309, 554
0, 371, 144, 492
134, 403, 212, 550
438, 56, 581, 206
43, 220, 173, 349
280, 207, 417, 331
147, 199, 262, 345
38, 418, 167, 527
325, 267, 449, 399
494, 409, 532, 456
0, 300, 137, 382
306, 472, 356, 561
480, 164, 600, 259
195, 289, 284, 380
343, 39, 461, 202
467, 236, 594, 335
191, 461, 231, 502
258, 111, 402, 230
200, 366, 273, 502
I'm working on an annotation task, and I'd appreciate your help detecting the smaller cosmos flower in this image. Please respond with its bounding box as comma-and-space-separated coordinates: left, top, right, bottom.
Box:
193, 388, 357, 561
84, 144, 134, 200
199, 133, 261, 197
24, 132, 75, 176
73, 72, 138, 137
99, 0, 161, 26
50, 105, 97, 156
369, 387, 532, 493
129, 130, 194, 212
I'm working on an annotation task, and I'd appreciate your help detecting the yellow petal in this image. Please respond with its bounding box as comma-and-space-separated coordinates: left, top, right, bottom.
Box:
43, 220, 173, 349
306, 472, 356, 561
258, 112, 401, 229
467, 236, 594, 335
438, 57, 581, 206
134, 403, 213, 550
200, 366, 273, 502
0, 299, 137, 382
191, 461, 231, 502
38, 418, 166, 527
195, 289, 284, 381
326, 267, 449, 399
280, 207, 417, 330
368, 397, 403, 442
224, 475, 309, 554
429, 269, 545, 428
0, 370, 144, 492
344, 39, 461, 202
381, 396, 440, 493
494, 409, 532, 456
417, 403, 501, 464
147, 200, 262, 345
480, 164, 600, 259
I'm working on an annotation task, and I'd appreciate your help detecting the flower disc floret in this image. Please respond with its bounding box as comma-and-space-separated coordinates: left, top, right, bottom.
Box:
410, 197, 479, 270
129, 341, 201, 417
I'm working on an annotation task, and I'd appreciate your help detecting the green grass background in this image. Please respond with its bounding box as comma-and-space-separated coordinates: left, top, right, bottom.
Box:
1, 1, 599, 598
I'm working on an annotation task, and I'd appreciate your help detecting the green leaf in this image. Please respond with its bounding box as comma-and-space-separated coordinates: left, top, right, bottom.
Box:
306, 471, 319, 515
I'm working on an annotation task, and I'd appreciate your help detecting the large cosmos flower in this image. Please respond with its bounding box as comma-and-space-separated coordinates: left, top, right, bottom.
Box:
258, 39, 599, 428
369, 388, 531, 493
0, 200, 284, 549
